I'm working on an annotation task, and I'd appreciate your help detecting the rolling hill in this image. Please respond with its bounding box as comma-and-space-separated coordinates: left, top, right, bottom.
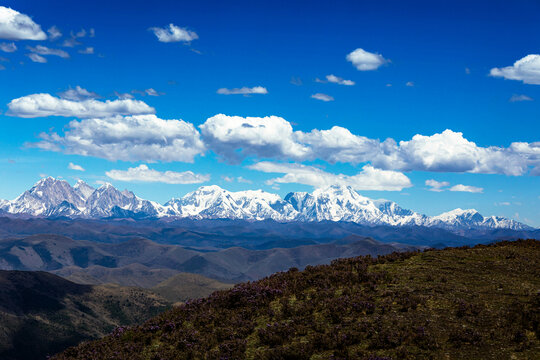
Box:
0, 234, 414, 283
54, 240, 539, 360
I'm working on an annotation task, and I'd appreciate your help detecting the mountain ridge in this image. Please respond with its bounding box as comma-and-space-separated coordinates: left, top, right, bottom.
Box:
0, 177, 532, 231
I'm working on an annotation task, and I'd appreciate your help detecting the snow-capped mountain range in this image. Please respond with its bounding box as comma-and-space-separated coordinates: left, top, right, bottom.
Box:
0, 177, 532, 231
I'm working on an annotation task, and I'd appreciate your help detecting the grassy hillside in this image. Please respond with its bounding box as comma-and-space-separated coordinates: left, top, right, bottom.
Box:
0, 271, 170, 360
151, 272, 232, 303
54, 240, 539, 359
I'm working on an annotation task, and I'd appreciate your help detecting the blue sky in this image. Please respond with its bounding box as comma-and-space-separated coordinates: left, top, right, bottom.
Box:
0, 0, 539, 226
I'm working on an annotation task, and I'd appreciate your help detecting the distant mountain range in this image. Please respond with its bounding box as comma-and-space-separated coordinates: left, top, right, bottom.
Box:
0, 177, 532, 231
0, 234, 413, 283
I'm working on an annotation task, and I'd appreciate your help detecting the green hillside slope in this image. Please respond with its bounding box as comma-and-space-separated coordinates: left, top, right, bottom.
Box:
151, 272, 232, 303
54, 240, 540, 360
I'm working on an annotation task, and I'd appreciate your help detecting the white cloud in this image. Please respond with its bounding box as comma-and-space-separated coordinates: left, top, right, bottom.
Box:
200, 114, 310, 163
145, 88, 163, 96
149, 24, 198, 43
27, 53, 46, 63
237, 176, 252, 183
78, 47, 94, 54
250, 162, 412, 191
346, 48, 387, 71
199, 115, 539, 175
0, 42, 16, 52
326, 74, 355, 86
509, 94, 533, 102
106, 164, 209, 184
62, 37, 80, 48
68, 162, 85, 171
0, 6, 47, 40
217, 86, 268, 95
33, 114, 205, 163
114, 91, 134, 100
311, 93, 334, 102
223, 175, 252, 184
425, 179, 450, 192
290, 77, 302, 86
0, 64, 4, 70
294, 126, 379, 164
58, 86, 100, 101
371, 129, 530, 176
490, 55, 540, 85
73, 29, 86, 38
27, 45, 69, 58
449, 184, 483, 193
406, 81, 414, 87
47, 26, 62, 41
509, 141, 540, 175
7, 93, 155, 118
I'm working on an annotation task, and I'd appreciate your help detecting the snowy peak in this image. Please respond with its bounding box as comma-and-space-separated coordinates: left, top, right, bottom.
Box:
287, 185, 381, 223
73, 180, 95, 200
432, 208, 529, 230
167, 185, 295, 220
0, 177, 533, 231
5, 177, 86, 215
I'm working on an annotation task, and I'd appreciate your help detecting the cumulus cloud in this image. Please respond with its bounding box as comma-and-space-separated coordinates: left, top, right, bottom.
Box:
0, 42, 16, 52
7, 93, 155, 118
425, 179, 450, 192
68, 162, 85, 171
325, 74, 355, 86
406, 81, 414, 87
311, 93, 334, 102
217, 86, 268, 95
33, 114, 205, 163
490, 55, 540, 85
449, 184, 483, 193
47, 26, 62, 41
58, 86, 100, 101
295, 126, 378, 164
250, 162, 412, 191
346, 48, 387, 71
371, 129, 531, 176
26, 53, 46, 63
200, 114, 309, 162
0, 6, 47, 40
425, 179, 482, 193
106, 164, 209, 184
509, 94, 533, 102
27, 45, 69, 58
149, 24, 198, 43
200, 115, 539, 176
